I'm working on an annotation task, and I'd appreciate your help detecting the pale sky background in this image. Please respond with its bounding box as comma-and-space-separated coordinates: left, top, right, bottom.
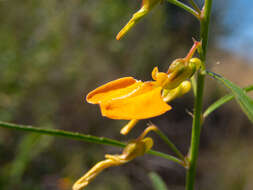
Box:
218, 0, 253, 62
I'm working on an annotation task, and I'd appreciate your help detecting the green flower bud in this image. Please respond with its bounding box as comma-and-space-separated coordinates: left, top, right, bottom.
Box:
162, 80, 192, 102
163, 58, 201, 90
123, 137, 153, 160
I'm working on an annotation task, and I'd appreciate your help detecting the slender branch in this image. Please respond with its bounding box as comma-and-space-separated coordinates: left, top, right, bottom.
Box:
139, 124, 185, 162
185, 0, 213, 190
166, 0, 200, 19
154, 129, 185, 161
188, 0, 201, 14
148, 150, 183, 165
0, 121, 182, 165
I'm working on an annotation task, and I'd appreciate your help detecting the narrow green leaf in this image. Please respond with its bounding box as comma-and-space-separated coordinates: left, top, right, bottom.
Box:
206, 71, 253, 123
204, 85, 253, 118
149, 172, 168, 190
0, 120, 125, 148
0, 121, 182, 164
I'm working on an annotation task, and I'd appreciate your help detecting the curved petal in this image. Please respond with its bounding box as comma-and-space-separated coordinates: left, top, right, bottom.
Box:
100, 87, 172, 120
151, 67, 170, 87
86, 77, 141, 104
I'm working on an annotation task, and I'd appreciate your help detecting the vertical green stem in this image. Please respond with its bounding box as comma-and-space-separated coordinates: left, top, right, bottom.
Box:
185, 1, 212, 190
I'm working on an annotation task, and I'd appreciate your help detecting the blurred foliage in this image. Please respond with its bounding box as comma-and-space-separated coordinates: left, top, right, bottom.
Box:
0, 0, 252, 190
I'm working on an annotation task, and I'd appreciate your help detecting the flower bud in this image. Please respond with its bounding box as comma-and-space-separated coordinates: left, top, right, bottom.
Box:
72, 128, 154, 190
163, 58, 201, 90
116, 0, 162, 40
188, 57, 201, 72
162, 81, 191, 102
123, 137, 154, 160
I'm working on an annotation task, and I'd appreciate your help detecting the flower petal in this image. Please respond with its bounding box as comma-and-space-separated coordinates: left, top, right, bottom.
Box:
151, 67, 170, 87
86, 77, 141, 104
100, 86, 172, 120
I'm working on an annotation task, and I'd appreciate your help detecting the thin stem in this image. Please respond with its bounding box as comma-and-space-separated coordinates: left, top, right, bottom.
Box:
188, 0, 201, 14
184, 40, 201, 61
138, 124, 185, 161
166, 0, 200, 19
185, 1, 212, 190
0, 121, 181, 165
148, 150, 183, 165
154, 129, 185, 161
191, 75, 197, 97
137, 124, 185, 166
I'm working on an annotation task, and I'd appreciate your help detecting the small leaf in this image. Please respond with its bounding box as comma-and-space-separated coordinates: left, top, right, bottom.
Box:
206, 71, 253, 123
204, 85, 253, 118
149, 172, 168, 190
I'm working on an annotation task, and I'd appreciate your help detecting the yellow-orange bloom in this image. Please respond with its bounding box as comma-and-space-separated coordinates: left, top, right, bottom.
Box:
86, 68, 172, 120
119, 80, 191, 135
86, 42, 201, 134
86, 60, 198, 121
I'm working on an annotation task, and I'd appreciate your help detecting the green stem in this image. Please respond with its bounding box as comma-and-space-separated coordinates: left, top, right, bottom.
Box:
188, 0, 201, 14
155, 129, 185, 161
185, 1, 212, 190
0, 121, 181, 165
148, 150, 183, 165
166, 0, 200, 19
191, 75, 197, 97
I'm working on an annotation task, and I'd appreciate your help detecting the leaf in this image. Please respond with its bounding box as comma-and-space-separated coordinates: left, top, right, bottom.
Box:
206, 71, 253, 123
149, 172, 168, 190
204, 85, 253, 118
0, 121, 182, 165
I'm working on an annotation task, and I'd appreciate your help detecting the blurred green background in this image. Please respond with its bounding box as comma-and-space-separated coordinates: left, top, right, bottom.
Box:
0, 0, 253, 190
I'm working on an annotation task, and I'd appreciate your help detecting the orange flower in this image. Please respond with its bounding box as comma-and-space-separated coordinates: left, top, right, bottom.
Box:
86, 42, 201, 134
86, 71, 172, 120
86, 60, 201, 121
